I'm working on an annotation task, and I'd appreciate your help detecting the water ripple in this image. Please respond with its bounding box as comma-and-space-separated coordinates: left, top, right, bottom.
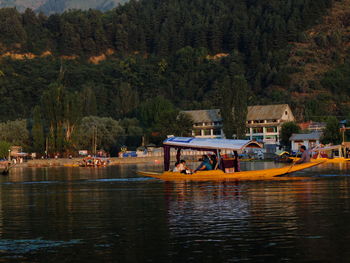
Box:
87, 177, 153, 182
2, 181, 61, 185
0, 238, 81, 254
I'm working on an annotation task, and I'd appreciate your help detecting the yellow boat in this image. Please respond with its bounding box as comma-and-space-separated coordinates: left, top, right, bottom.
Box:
319, 157, 350, 163
64, 164, 80, 167
138, 161, 324, 181
138, 137, 325, 181
291, 145, 350, 163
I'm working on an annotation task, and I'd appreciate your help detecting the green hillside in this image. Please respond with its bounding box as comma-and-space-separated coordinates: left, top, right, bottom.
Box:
278, 0, 350, 120
0, 0, 346, 125
37, 0, 128, 14
0, 0, 45, 11
0, 0, 126, 13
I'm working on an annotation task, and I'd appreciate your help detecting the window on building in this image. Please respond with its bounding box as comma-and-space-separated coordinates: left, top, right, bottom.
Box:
253, 127, 263, 133
213, 129, 221, 135
253, 136, 264, 142
194, 129, 201, 136
203, 129, 211, 136
285, 111, 288, 115
266, 127, 277, 133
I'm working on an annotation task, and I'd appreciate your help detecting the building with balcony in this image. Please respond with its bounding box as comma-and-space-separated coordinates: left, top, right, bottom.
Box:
246, 104, 295, 145
181, 109, 223, 138
182, 104, 295, 145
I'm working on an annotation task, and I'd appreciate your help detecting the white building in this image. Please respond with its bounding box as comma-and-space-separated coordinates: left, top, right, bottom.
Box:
182, 104, 295, 146
181, 109, 223, 138
289, 132, 322, 152
246, 104, 295, 145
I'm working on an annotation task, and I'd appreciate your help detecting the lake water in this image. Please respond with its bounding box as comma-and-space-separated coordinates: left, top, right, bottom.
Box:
1, 162, 350, 262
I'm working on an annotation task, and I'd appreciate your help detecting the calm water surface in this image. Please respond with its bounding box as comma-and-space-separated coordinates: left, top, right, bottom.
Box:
1, 162, 350, 262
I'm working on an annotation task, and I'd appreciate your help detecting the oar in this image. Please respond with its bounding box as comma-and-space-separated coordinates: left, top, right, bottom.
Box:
283, 150, 302, 174
285, 160, 297, 174
275, 160, 298, 177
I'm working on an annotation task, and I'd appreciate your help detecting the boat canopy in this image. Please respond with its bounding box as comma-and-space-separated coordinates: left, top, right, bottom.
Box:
163, 137, 262, 171
164, 137, 262, 150
312, 145, 342, 152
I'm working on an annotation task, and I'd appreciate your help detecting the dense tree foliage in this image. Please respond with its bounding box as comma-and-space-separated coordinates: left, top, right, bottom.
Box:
321, 117, 342, 145
0, 0, 342, 152
280, 122, 301, 149
76, 116, 125, 153
0, 119, 29, 148
0, 141, 11, 159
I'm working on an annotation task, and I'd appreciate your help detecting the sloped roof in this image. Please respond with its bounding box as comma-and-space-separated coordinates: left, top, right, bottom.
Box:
164, 137, 262, 150
289, 132, 323, 141
181, 109, 221, 123
182, 104, 293, 123
247, 104, 289, 120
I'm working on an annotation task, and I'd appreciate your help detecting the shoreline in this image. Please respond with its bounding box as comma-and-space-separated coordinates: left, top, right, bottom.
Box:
4, 156, 273, 169
13, 157, 164, 168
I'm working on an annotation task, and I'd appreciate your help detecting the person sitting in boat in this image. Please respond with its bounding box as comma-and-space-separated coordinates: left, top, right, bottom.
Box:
295, 145, 310, 164
194, 155, 213, 172
233, 151, 241, 172
172, 161, 181, 172
180, 160, 193, 174
209, 155, 218, 170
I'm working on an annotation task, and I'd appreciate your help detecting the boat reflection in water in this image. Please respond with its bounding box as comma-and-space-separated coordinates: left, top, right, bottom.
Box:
161, 164, 350, 262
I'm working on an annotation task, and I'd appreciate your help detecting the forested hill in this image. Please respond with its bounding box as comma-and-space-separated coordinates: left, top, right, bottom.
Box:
0, 0, 127, 14
0, 0, 346, 124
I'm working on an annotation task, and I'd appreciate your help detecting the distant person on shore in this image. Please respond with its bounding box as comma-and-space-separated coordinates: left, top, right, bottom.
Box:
295, 145, 310, 164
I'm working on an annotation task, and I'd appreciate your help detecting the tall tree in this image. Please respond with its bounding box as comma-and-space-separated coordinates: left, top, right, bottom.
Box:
219, 76, 235, 139
232, 75, 248, 139
76, 116, 124, 153
31, 106, 45, 153
219, 74, 248, 139
80, 84, 97, 117
280, 122, 301, 149
39, 82, 82, 153
114, 82, 139, 118
321, 117, 341, 145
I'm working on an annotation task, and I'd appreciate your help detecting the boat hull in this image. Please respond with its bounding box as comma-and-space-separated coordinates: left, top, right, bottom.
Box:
138, 161, 325, 181
291, 157, 350, 163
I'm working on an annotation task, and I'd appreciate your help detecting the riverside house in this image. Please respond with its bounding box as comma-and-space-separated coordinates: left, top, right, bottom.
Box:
289, 132, 322, 152
182, 104, 295, 146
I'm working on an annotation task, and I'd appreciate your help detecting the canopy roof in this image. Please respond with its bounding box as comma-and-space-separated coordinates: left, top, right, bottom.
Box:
312, 145, 342, 152
290, 132, 322, 141
163, 137, 262, 151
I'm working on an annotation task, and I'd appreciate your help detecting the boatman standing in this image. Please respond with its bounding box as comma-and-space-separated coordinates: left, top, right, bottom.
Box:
295, 145, 310, 164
